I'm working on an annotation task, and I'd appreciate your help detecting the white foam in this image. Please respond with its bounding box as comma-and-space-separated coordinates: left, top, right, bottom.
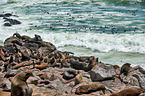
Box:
39, 32, 145, 53
0, 0, 7, 5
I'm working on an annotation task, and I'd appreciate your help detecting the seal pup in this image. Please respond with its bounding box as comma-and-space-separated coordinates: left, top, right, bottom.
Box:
11, 71, 33, 96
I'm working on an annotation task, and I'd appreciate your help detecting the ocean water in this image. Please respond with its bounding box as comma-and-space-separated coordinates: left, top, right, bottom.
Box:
0, 0, 145, 68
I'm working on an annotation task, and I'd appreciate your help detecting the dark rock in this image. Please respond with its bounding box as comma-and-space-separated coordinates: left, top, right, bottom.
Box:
3, 22, 12, 26
0, 14, 4, 17
91, 63, 116, 77
24, 43, 39, 51
4, 13, 12, 17
47, 79, 72, 94
89, 71, 114, 82
4, 18, 21, 25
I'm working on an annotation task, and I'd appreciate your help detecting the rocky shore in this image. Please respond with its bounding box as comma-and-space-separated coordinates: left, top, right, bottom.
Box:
0, 33, 145, 96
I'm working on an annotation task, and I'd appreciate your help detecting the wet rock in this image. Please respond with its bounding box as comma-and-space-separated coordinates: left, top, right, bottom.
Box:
120, 66, 145, 89
47, 79, 72, 94
91, 63, 116, 77
24, 42, 39, 51
27, 76, 40, 85
4, 13, 12, 17
101, 80, 126, 93
4, 69, 20, 78
4, 18, 21, 25
3, 22, 12, 26
89, 71, 114, 82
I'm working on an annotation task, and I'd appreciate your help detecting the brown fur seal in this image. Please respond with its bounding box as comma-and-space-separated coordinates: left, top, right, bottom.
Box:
63, 69, 77, 80
11, 71, 33, 96
75, 83, 105, 94
58, 52, 69, 67
111, 88, 145, 96
34, 63, 47, 70
89, 71, 114, 82
120, 63, 131, 75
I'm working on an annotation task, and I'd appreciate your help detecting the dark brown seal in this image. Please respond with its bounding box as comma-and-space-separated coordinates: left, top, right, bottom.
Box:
89, 71, 114, 82
11, 71, 33, 96
120, 63, 131, 75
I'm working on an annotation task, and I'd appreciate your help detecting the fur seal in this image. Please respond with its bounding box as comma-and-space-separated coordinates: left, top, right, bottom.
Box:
13, 33, 21, 39
70, 60, 87, 70
75, 83, 105, 94
63, 69, 77, 80
34, 63, 47, 70
111, 88, 145, 96
120, 63, 131, 75
89, 71, 114, 82
11, 71, 33, 96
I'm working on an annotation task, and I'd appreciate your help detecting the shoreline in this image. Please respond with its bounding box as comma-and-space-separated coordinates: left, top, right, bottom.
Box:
0, 33, 144, 96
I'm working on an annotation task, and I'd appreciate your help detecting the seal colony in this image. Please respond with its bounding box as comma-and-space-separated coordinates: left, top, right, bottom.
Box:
0, 33, 144, 96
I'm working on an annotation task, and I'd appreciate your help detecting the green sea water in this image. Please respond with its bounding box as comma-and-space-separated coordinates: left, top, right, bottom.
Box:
0, 0, 145, 68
